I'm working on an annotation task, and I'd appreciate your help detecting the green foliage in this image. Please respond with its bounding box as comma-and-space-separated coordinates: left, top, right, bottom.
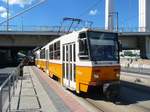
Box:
124, 51, 137, 57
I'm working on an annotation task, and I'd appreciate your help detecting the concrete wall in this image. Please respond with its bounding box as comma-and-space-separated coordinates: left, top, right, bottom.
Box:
146, 0, 150, 32
0, 35, 56, 47
145, 37, 150, 58
119, 35, 150, 59
119, 36, 138, 49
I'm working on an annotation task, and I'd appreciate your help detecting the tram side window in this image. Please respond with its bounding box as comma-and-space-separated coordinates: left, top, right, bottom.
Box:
78, 33, 89, 60
54, 41, 60, 60
36, 53, 40, 59
40, 49, 45, 59
49, 44, 54, 59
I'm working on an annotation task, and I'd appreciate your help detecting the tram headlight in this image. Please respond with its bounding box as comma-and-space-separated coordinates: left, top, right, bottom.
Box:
116, 73, 120, 78
94, 74, 99, 79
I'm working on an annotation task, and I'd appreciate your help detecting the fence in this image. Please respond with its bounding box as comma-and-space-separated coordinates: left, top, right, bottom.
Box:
1, 25, 150, 34
0, 25, 83, 32
121, 66, 150, 75
0, 65, 20, 112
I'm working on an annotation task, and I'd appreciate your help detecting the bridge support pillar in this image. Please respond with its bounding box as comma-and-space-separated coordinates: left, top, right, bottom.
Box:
105, 0, 115, 31
139, 0, 150, 32
145, 36, 150, 59
11, 49, 18, 65
140, 36, 150, 59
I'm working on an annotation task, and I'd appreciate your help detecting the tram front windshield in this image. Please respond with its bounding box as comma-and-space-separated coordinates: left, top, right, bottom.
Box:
88, 32, 119, 61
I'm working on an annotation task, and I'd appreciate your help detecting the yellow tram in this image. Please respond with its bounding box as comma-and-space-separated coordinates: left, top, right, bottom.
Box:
35, 28, 121, 98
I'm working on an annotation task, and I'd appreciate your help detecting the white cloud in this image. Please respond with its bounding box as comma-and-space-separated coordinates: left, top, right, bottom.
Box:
1, 12, 8, 18
2, 0, 35, 7
0, 6, 8, 18
0, 6, 7, 13
89, 9, 98, 16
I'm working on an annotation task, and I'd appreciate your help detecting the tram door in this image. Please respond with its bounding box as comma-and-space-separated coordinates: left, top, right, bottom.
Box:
45, 49, 49, 74
63, 43, 76, 90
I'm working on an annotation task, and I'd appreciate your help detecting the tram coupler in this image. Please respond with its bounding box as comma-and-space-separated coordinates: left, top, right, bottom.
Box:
103, 81, 120, 101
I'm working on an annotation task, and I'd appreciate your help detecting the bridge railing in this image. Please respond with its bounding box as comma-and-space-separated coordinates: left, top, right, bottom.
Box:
0, 25, 86, 32
0, 66, 20, 112
0, 25, 150, 33
0, 25, 107, 32
0, 25, 62, 32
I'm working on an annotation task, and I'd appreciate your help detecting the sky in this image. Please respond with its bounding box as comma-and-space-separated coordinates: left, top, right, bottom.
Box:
0, 0, 138, 29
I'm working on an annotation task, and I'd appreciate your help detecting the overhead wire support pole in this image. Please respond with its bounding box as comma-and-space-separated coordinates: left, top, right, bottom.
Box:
109, 11, 118, 32
0, 0, 46, 26
7, 0, 9, 31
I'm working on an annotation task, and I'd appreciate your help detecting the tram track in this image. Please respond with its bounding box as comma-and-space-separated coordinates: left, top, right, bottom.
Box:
121, 71, 150, 79
120, 71, 150, 93
81, 83, 150, 112
69, 71, 150, 112
121, 71, 149, 79
73, 77, 150, 112
32, 66, 150, 112
121, 68, 150, 76
85, 98, 106, 112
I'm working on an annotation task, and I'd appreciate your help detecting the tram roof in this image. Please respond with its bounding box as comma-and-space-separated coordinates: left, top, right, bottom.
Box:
39, 28, 118, 50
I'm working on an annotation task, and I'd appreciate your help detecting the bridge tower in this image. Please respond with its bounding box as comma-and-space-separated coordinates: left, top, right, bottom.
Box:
105, 0, 115, 31
139, 0, 150, 32
139, 0, 150, 58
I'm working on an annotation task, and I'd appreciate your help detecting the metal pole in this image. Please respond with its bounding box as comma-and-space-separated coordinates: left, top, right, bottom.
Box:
0, 89, 2, 112
116, 12, 119, 32
13, 72, 15, 95
7, 0, 9, 31
8, 76, 11, 111
109, 12, 118, 32
21, 16, 23, 31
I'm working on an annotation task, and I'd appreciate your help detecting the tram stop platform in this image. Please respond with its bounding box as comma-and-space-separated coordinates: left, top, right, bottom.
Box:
10, 66, 88, 112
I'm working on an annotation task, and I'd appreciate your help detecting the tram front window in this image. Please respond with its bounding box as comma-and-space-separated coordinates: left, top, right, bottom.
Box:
78, 33, 89, 60
88, 32, 119, 61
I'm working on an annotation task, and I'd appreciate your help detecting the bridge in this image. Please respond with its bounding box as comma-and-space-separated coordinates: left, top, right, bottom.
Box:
1, 25, 150, 60
0, 25, 66, 66
0, 26, 65, 47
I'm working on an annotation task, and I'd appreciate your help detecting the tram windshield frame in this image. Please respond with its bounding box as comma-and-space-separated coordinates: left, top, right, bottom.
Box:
87, 31, 119, 62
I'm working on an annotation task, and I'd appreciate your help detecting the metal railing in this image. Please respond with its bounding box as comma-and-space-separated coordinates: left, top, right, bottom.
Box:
0, 65, 20, 112
0, 25, 83, 32
1, 25, 150, 33
118, 27, 150, 32
0, 25, 61, 32
121, 66, 150, 75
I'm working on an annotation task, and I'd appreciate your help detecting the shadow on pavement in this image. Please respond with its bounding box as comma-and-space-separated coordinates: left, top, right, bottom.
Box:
0, 63, 18, 69
72, 82, 150, 106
